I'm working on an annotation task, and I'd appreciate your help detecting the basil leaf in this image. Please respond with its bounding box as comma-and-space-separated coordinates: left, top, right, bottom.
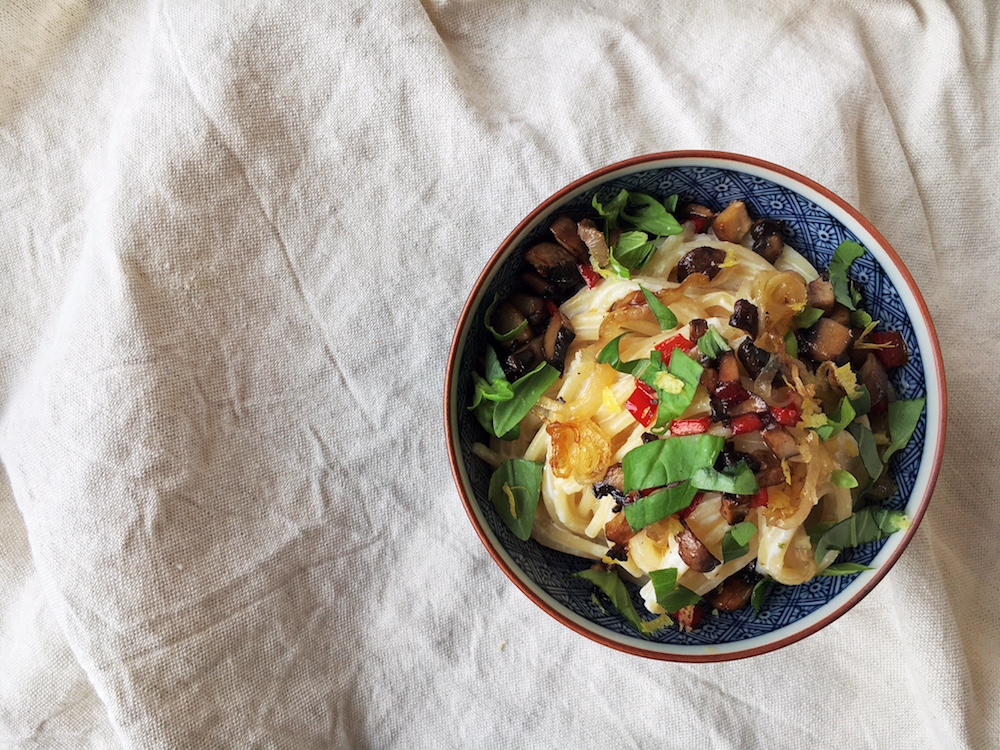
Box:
882, 398, 925, 463
592, 189, 629, 231
721, 521, 757, 562
850, 384, 871, 417
847, 422, 883, 481
829, 240, 866, 311
488, 459, 543, 540
624, 481, 698, 531
815, 396, 856, 440
484, 294, 528, 342
793, 306, 825, 329
574, 568, 644, 633
649, 568, 701, 613
492, 362, 559, 439
817, 562, 873, 577
653, 348, 703, 428
784, 330, 798, 358
850, 309, 874, 328
639, 286, 678, 330
623, 434, 725, 492
830, 469, 859, 488
696, 325, 731, 359
469, 371, 514, 408
607, 243, 632, 279
751, 577, 772, 618
622, 193, 683, 236
663, 193, 679, 213
812, 507, 909, 563
615, 231, 658, 272
690, 462, 759, 495
597, 333, 628, 371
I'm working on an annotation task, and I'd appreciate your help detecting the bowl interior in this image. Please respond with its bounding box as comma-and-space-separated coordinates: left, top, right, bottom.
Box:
448, 155, 941, 659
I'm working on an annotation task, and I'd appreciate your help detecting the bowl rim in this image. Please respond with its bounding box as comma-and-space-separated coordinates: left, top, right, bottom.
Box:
444, 150, 947, 661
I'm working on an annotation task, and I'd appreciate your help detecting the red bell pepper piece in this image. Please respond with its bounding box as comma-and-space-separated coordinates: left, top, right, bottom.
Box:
654, 334, 693, 365
578, 263, 602, 289
713, 381, 751, 410
670, 417, 712, 436
544, 299, 559, 317
625, 380, 658, 428
769, 404, 800, 426
674, 603, 703, 630
729, 413, 763, 436
678, 492, 706, 520
688, 216, 711, 234
750, 487, 769, 508
869, 331, 909, 369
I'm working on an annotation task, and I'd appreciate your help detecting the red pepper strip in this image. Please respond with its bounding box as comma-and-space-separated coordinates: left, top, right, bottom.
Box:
869, 331, 909, 369
750, 487, 769, 508
678, 492, 706, 520
654, 334, 693, 365
769, 404, 800, 426
544, 299, 559, 317
625, 380, 658, 428
670, 417, 712, 436
713, 381, 751, 410
578, 263, 602, 289
674, 603, 703, 629
688, 216, 711, 234
729, 413, 764, 436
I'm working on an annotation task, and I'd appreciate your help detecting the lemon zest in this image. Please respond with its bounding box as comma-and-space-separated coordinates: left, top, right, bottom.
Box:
653, 371, 685, 394
602, 386, 623, 413
833, 363, 860, 398
781, 459, 793, 485
503, 483, 518, 519
718, 248, 740, 269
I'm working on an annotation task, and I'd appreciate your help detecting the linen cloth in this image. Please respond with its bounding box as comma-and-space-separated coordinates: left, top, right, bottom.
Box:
1, 0, 997, 747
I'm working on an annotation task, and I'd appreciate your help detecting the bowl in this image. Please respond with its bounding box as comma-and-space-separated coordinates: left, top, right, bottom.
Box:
444, 151, 946, 661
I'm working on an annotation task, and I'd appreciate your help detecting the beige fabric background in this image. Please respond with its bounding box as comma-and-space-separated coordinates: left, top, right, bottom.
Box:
0, 1, 997, 748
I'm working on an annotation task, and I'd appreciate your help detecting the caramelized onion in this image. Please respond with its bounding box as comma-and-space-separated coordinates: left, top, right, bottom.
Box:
546, 418, 612, 484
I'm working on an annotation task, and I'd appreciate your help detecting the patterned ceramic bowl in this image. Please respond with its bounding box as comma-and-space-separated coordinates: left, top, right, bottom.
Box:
444, 152, 946, 661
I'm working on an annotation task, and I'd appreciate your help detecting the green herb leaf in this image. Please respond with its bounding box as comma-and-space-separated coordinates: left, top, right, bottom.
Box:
663, 194, 679, 213
649, 568, 702, 613
850, 384, 871, 417
469, 371, 513, 409
812, 507, 909, 563
623, 434, 725, 492
484, 294, 528, 342
817, 562, 873, 576
592, 189, 629, 231
574, 568, 644, 634
597, 333, 628, 371
828, 241, 866, 311
488, 459, 543, 540
721, 521, 758, 562
751, 577, 773, 618
624, 481, 698, 531
639, 286, 678, 330
882, 398, 926, 463
830, 469, 860, 488
607, 244, 632, 279
622, 193, 683, 237
492, 362, 560, 439
690, 462, 759, 495
696, 325, 731, 359
793, 306, 825, 329
614, 231, 658, 272
652, 348, 704, 428
784, 330, 799, 358
814, 396, 856, 440
847, 422, 883, 481
850, 309, 874, 328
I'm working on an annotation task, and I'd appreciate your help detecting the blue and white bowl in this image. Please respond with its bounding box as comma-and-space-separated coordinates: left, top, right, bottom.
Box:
445, 152, 947, 661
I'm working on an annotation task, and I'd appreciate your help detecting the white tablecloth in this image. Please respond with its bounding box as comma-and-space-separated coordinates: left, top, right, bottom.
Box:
1, 1, 997, 747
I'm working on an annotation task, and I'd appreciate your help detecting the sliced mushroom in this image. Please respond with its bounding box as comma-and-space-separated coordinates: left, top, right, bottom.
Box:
715, 444, 761, 473
749, 219, 785, 264
542, 311, 575, 374
859, 352, 891, 414
762, 425, 799, 460
604, 512, 634, 547
828, 303, 852, 328
803, 318, 852, 362
549, 215, 589, 262
729, 392, 768, 417
677, 246, 727, 281
712, 200, 753, 243
577, 218, 610, 268
677, 527, 719, 573
700, 366, 719, 393
720, 493, 751, 525
593, 463, 625, 496
729, 299, 759, 336
807, 272, 836, 312
688, 318, 708, 344
737, 337, 773, 379
704, 566, 760, 611
525, 242, 584, 300
751, 448, 785, 487
492, 302, 534, 349
502, 336, 544, 380
509, 293, 549, 331
520, 271, 555, 298
718, 351, 740, 383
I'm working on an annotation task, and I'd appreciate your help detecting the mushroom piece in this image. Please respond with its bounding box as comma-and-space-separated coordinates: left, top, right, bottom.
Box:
737, 338, 773, 379
549, 215, 589, 262
679, 202, 717, 233
576, 218, 610, 268
715, 444, 761, 474
751, 448, 786, 487
509, 293, 549, 331
700, 365, 719, 393
729, 299, 759, 336
712, 200, 753, 243
749, 219, 785, 264
718, 351, 741, 383
542, 311, 575, 374
704, 565, 760, 611
520, 271, 555, 299
761, 425, 800, 460
803, 318, 852, 362
604, 512, 634, 547
688, 318, 708, 344
828, 303, 852, 328
677, 246, 727, 281
720, 492, 751, 525
858, 352, 892, 414
677, 526, 719, 573
593, 463, 625, 496
492, 302, 534, 349
807, 273, 836, 312
524, 242, 584, 300
502, 336, 544, 380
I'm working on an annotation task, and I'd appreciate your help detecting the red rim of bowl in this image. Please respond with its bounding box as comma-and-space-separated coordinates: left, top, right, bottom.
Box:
444, 150, 947, 661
